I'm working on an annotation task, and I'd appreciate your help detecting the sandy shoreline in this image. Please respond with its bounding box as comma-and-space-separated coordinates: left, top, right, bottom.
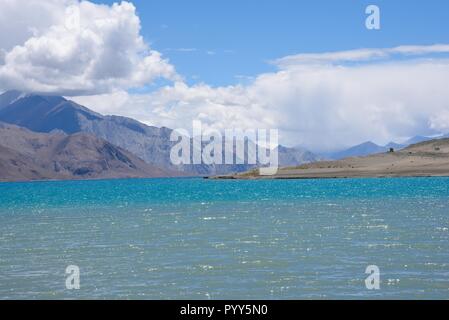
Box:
212, 138, 449, 180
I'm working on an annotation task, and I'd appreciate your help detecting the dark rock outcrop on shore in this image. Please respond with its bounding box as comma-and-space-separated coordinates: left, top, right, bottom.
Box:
0, 122, 177, 182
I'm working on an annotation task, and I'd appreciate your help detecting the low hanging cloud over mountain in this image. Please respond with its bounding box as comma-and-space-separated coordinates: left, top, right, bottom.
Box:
0, 0, 179, 95
74, 45, 449, 152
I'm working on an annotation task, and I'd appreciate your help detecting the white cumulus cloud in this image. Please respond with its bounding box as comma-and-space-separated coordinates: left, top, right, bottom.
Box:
0, 0, 179, 95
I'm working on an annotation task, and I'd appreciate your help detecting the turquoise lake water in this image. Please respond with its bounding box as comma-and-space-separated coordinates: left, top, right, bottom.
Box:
0, 177, 448, 299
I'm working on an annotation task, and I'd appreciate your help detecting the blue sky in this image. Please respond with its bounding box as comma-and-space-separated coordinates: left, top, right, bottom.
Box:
93, 0, 449, 86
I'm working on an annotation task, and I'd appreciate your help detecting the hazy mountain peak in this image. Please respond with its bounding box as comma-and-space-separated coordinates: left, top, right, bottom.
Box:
0, 90, 28, 109
327, 141, 386, 160
357, 141, 379, 147
0, 91, 103, 134
385, 142, 405, 150
403, 135, 436, 145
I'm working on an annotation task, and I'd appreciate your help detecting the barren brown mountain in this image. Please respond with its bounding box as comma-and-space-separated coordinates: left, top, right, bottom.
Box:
0, 122, 178, 182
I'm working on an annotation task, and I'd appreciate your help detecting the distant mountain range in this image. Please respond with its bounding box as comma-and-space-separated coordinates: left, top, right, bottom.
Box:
0, 91, 320, 179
